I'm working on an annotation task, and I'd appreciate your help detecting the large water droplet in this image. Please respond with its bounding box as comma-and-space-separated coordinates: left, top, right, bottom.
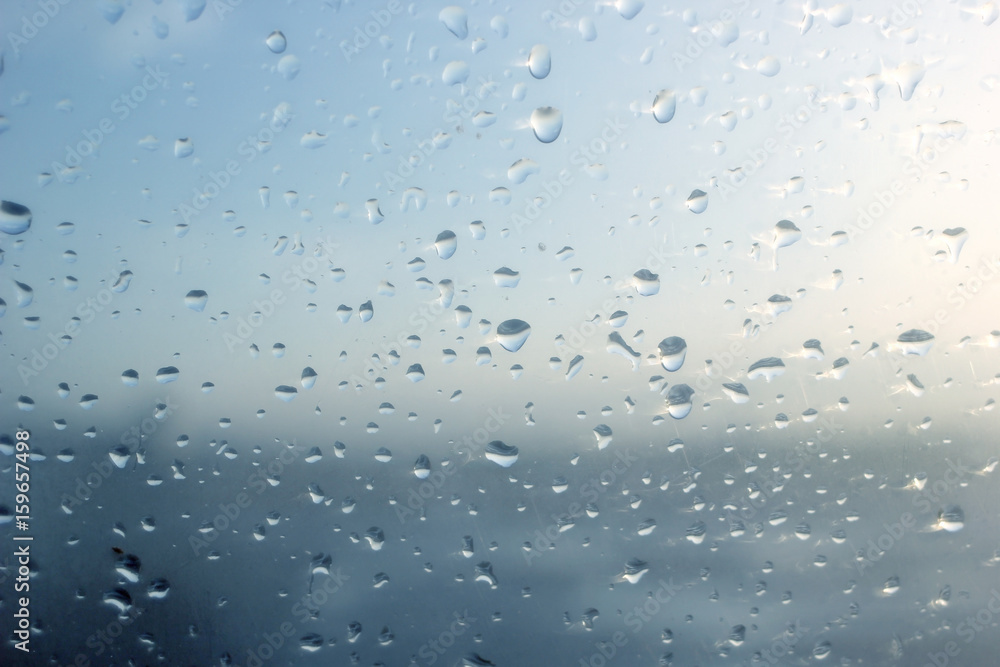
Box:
413, 455, 431, 479
896, 329, 934, 356
497, 319, 531, 352
666, 384, 694, 419
748, 357, 786, 381
275, 385, 298, 401
174, 138, 194, 158
0, 201, 31, 235
686, 189, 708, 214
493, 267, 520, 288
184, 290, 208, 311
633, 269, 660, 296
723, 382, 750, 403
111, 271, 133, 293
508, 158, 540, 184
530, 107, 563, 143
265, 30, 286, 53
485, 441, 519, 467
940, 227, 968, 263
14, 280, 33, 307
435, 230, 457, 259
277, 54, 300, 80
938, 505, 964, 532
439, 6, 469, 39
621, 558, 649, 583
757, 55, 781, 77
528, 44, 551, 79
607, 332, 641, 368
658, 337, 687, 372
652, 89, 676, 123
616, 0, 644, 20
156, 366, 179, 383
773, 219, 802, 248
442, 60, 471, 86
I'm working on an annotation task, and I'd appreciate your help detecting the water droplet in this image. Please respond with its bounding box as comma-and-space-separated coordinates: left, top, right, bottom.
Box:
413, 455, 431, 479
685, 189, 708, 213
442, 60, 470, 86
666, 384, 694, 419
616, 0, 644, 20
265, 30, 286, 53
566, 354, 584, 380
174, 138, 194, 158
475, 561, 498, 588
633, 269, 660, 296
896, 329, 934, 356
621, 558, 649, 583
109, 445, 130, 469
528, 44, 551, 79
757, 55, 781, 77
147, 578, 170, 599
493, 267, 520, 288
940, 227, 968, 263
365, 527, 385, 551
185, 290, 207, 311
0, 201, 31, 235
508, 158, 540, 184
894, 61, 925, 101
277, 54, 300, 80
748, 357, 786, 382
530, 107, 562, 143
607, 332, 641, 368
155, 366, 179, 383
593, 424, 613, 449
439, 6, 469, 39
658, 337, 687, 372
275, 385, 298, 401
485, 441, 518, 467
652, 89, 676, 123
300, 131, 327, 149
115, 553, 141, 582
359, 300, 373, 322
773, 219, 802, 249
938, 505, 964, 532
13, 280, 33, 307
103, 589, 133, 614
111, 270, 133, 293
802, 339, 824, 360
435, 230, 457, 259
497, 319, 531, 352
